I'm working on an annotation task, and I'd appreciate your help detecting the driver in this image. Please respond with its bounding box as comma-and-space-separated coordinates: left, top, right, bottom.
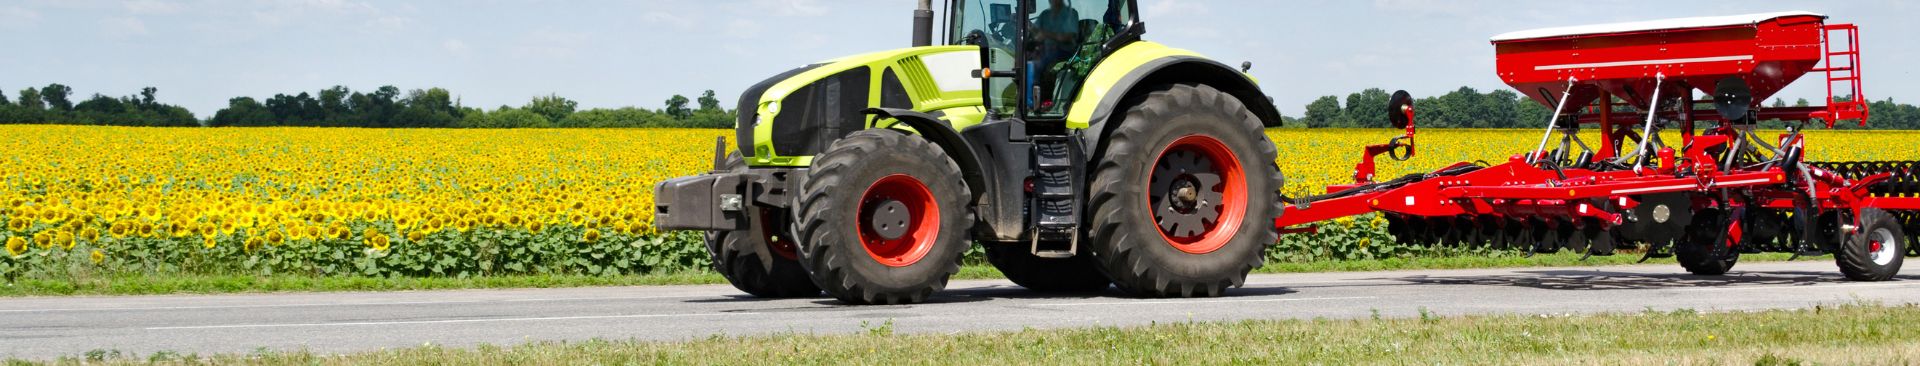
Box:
1030, 0, 1079, 108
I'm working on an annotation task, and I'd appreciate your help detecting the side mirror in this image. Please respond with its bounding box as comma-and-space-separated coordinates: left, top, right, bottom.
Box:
1387, 90, 1415, 129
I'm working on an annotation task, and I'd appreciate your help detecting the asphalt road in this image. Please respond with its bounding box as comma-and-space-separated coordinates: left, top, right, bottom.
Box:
3, 260, 1918, 359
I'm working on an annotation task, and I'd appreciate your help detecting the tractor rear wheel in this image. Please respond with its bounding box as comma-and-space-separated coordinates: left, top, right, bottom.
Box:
984, 244, 1111, 292
705, 153, 819, 298
794, 130, 972, 305
1836, 208, 1904, 281
1086, 83, 1280, 298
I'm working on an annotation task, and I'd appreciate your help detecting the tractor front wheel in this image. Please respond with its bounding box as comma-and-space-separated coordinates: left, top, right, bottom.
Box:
1086, 83, 1281, 298
794, 130, 971, 305
705, 153, 819, 298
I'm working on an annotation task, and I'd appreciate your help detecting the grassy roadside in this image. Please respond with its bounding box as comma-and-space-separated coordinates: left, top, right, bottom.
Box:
38, 302, 1920, 365
0, 252, 1809, 297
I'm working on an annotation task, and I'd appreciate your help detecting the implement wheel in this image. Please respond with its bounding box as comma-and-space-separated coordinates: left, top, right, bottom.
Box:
1837, 208, 1905, 281
794, 130, 971, 305
1676, 209, 1740, 276
984, 244, 1111, 292
705, 153, 819, 298
1086, 83, 1280, 298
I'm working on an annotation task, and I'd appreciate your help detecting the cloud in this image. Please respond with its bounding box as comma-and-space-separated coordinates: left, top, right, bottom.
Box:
1143, 0, 1211, 19
125, 0, 183, 15
723, 18, 762, 39
248, 0, 410, 33
642, 11, 695, 29
752, 0, 827, 17
0, 6, 38, 29
100, 16, 150, 38
443, 39, 469, 54
511, 29, 590, 60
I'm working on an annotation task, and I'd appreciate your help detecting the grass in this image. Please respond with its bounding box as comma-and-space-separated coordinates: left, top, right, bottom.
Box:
0, 252, 1809, 297
33, 302, 1920, 365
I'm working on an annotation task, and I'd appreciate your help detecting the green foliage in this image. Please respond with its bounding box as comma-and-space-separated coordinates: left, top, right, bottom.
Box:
525, 94, 579, 123
0, 214, 713, 283
468, 108, 552, 128
1302, 95, 1345, 128
664, 94, 692, 120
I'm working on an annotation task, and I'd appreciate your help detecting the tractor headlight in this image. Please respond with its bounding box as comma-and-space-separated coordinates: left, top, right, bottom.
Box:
764, 101, 780, 115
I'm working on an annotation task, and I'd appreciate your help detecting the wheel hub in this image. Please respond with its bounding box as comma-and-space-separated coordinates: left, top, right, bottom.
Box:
1868, 227, 1897, 266
1146, 135, 1248, 255
856, 174, 940, 267
1152, 150, 1224, 238
867, 200, 912, 241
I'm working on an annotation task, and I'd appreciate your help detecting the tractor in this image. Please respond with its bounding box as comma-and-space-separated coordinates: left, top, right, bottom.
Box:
654, 0, 1288, 304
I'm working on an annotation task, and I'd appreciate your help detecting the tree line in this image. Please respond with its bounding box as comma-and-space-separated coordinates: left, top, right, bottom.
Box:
0, 84, 199, 126
5, 83, 1918, 130
0, 84, 735, 129
1291, 87, 1920, 130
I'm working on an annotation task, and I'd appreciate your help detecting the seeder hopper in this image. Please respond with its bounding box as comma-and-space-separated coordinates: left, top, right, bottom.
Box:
1279, 11, 1919, 280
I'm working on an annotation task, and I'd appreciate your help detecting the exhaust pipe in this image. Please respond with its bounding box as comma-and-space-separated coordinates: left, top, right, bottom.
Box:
912, 0, 933, 47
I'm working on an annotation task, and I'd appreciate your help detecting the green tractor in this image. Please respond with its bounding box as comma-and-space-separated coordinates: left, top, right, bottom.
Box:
654, 0, 1286, 304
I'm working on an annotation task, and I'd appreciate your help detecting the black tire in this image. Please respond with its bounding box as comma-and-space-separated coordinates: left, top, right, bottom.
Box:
1836, 208, 1904, 281
704, 153, 819, 298
1085, 83, 1280, 298
983, 243, 1111, 292
793, 130, 971, 305
1676, 209, 1739, 276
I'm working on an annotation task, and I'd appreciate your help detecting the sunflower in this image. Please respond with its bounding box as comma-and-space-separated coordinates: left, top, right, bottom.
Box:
244, 236, 264, 253
5, 236, 25, 256
33, 231, 53, 249
328, 224, 351, 240
79, 227, 100, 242
89, 249, 104, 264
202, 235, 217, 249
265, 230, 285, 246
406, 230, 425, 242
55, 230, 74, 250
6, 217, 26, 232
367, 233, 392, 251
304, 225, 323, 240
526, 220, 545, 233
137, 222, 155, 238
582, 228, 602, 243
107, 220, 127, 237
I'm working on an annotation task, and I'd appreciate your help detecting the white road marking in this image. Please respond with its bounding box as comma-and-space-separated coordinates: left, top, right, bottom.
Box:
144, 312, 754, 330
1670, 282, 1920, 292
0, 294, 711, 314
1030, 296, 1375, 307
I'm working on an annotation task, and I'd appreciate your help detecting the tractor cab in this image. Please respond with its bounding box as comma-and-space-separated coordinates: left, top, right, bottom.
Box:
948, 0, 1140, 126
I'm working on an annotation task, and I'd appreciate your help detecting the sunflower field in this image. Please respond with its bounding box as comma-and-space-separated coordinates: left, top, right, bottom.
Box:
1, 125, 1915, 281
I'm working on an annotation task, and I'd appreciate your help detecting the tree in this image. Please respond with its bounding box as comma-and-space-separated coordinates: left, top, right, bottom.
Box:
486, 107, 551, 128
395, 88, 460, 128
665, 94, 692, 119
697, 90, 721, 112
0, 89, 8, 105
525, 94, 578, 124
1341, 88, 1391, 128
1302, 95, 1344, 128
318, 86, 350, 125
137, 87, 158, 108
40, 84, 73, 112
17, 88, 44, 110
210, 97, 275, 127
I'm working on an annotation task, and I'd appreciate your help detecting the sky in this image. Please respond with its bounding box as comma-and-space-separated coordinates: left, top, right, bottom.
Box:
3, 0, 1916, 118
